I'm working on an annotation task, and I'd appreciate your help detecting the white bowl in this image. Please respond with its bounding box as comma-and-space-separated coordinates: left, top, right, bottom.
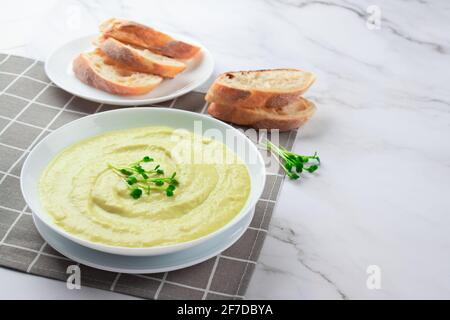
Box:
31, 207, 255, 273
21, 108, 266, 256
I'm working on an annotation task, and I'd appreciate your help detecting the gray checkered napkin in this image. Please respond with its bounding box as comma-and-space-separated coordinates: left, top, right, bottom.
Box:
0, 55, 297, 300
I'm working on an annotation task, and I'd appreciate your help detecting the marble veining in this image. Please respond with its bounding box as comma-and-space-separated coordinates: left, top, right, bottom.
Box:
0, 0, 449, 299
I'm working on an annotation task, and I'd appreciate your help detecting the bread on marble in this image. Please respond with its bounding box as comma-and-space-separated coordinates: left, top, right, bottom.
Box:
96, 36, 186, 78
73, 49, 162, 96
208, 96, 316, 132
99, 18, 201, 59
205, 69, 316, 108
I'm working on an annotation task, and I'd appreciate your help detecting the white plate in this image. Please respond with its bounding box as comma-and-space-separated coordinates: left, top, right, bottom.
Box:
32, 207, 254, 273
45, 34, 214, 106
21, 108, 266, 256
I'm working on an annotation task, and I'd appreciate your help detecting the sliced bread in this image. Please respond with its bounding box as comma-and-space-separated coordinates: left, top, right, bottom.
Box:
206, 69, 315, 108
97, 37, 186, 78
99, 18, 201, 59
207, 97, 316, 131
73, 49, 163, 96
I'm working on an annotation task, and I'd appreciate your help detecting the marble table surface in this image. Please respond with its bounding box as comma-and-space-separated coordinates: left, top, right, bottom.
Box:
0, 0, 449, 299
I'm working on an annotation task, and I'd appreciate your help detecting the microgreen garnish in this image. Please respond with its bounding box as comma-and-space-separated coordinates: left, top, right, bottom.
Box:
120, 168, 133, 176
126, 175, 138, 185
108, 155, 178, 199
154, 180, 164, 186
130, 188, 143, 199
263, 140, 321, 180
166, 184, 176, 197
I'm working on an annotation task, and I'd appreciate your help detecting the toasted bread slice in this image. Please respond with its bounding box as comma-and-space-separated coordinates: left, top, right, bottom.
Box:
73, 49, 163, 96
99, 18, 201, 59
208, 97, 315, 131
97, 37, 186, 78
206, 69, 315, 108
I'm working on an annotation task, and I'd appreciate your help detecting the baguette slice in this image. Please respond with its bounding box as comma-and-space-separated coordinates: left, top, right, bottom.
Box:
73, 49, 163, 96
97, 37, 186, 78
206, 69, 315, 108
99, 18, 201, 59
208, 97, 316, 131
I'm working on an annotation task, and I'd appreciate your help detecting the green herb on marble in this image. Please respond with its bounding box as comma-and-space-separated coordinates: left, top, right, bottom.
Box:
263, 140, 321, 180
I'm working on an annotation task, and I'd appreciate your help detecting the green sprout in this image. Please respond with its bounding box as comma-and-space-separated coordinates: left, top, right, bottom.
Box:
263, 140, 321, 181
108, 156, 178, 199
130, 188, 143, 199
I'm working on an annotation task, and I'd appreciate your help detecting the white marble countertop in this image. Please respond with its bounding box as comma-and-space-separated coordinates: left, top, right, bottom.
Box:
1, 0, 449, 299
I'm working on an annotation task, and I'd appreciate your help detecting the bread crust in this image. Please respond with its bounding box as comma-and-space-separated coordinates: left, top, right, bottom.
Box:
98, 37, 186, 78
99, 18, 201, 59
72, 52, 162, 96
205, 69, 315, 108
207, 97, 316, 131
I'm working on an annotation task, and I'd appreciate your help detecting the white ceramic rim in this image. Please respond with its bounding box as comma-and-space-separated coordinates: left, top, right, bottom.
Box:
44, 33, 215, 106
21, 108, 266, 256
32, 207, 254, 274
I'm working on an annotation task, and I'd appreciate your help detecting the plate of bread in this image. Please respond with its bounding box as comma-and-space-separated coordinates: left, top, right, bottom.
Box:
45, 18, 214, 106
